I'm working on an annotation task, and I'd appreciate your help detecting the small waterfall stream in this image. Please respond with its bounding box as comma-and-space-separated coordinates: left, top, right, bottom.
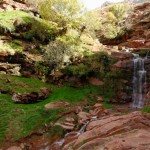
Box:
132, 53, 147, 108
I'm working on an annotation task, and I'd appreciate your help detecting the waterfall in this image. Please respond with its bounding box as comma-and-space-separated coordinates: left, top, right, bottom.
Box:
132, 53, 147, 108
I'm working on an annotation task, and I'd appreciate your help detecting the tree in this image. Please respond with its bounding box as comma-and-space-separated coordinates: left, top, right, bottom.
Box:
38, 0, 84, 28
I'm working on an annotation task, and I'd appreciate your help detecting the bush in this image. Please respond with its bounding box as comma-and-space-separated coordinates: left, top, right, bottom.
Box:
23, 19, 58, 42
63, 63, 90, 78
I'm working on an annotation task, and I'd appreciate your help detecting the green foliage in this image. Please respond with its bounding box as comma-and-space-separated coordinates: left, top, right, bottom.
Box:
109, 4, 128, 21
38, 0, 83, 28
44, 38, 69, 67
0, 10, 58, 43
35, 61, 49, 76
142, 107, 150, 113
49, 125, 65, 139
0, 10, 32, 34
85, 51, 113, 73
43, 29, 88, 68
23, 19, 58, 42
63, 63, 90, 78
0, 40, 23, 53
98, 51, 112, 69
82, 11, 101, 35
98, 3, 131, 39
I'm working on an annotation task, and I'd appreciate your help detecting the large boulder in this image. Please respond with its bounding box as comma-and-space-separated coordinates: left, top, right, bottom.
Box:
12, 87, 51, 104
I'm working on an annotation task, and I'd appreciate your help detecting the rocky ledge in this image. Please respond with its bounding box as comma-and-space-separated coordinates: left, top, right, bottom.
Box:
51, 111, 150, 150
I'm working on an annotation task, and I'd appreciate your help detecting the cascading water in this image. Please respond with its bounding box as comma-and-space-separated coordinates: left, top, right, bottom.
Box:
132, 53, 147, 108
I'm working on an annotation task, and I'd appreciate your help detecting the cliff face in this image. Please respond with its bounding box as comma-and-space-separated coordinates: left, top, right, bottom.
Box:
119, 2, 150, 48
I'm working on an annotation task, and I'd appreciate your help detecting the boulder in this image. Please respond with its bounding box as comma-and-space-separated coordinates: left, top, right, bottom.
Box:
12, 88, 51, 104
45, 102, 69, 109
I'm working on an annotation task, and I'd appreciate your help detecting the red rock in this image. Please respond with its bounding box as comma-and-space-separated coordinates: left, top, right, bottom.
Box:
97, 96, 103, 103
111, 51, 132, 60
60, 111, 150, 150
45, 102, 69, 109
127, 39, 145, 48
89, 108, 104, 117
112, 60, 133, 69
78, 112, 91, 124
88, 77, 104, 86
93, 103, 103, 108
55, 122, 75, 130
7, 146, 21, 150
104, 129, 150, 150
65, 117, 75, 123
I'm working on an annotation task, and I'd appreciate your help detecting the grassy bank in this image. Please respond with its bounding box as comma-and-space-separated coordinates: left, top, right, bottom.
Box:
0, 74, 101, 144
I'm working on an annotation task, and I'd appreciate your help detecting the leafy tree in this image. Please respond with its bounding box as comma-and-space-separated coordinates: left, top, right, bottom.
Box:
98, 3, 130, 39
109, 4, 128, 21
38, 0, 83, 28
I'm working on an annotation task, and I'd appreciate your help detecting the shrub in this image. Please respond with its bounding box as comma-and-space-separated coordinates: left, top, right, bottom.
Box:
63, 63, 90, 78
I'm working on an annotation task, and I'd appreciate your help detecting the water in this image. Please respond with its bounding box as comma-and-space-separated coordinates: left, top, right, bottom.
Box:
132, 53, 147, 108
49, 121, 90, 149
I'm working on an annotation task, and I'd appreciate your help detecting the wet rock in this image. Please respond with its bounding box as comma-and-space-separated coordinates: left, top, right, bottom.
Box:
78, 112, 91, 124
12, 88, 51, 104
55, 122, 75, 131
54, 117, 75, 131
45, 102, 69, 109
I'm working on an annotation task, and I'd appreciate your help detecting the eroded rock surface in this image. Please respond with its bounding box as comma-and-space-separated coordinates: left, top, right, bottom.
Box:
56, 111, 150, 150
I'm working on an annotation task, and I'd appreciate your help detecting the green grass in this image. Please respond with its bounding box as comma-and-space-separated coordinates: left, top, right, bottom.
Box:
0, 40, 23, 53
0, 10, 33, 33
142, 107, 150, 113
0, 74, 101, 144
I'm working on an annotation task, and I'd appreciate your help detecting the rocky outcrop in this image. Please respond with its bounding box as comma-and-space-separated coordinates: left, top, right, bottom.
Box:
54, 111, 150, 150
0, 52, 35, 77
0, 0, 38, 16
119, 2, 150, 48
12, 87, 51, 103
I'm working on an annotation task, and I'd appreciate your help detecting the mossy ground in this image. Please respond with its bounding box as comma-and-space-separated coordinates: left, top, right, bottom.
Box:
0, 74, 102, 145
0, 10, 58, 54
